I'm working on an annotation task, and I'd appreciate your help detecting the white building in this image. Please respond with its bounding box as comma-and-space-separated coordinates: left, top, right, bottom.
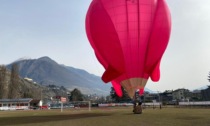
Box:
0, 98, 32, 110
172, 88, 190, 101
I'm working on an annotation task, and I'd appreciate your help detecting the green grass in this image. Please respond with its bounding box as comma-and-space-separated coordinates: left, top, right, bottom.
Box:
0, 107, 210, 126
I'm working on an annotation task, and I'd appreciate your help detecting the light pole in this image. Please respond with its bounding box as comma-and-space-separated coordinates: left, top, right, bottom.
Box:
157, 91, 161, 109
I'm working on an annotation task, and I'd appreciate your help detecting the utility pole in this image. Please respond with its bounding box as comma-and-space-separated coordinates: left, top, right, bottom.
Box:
157, 91, 162, 109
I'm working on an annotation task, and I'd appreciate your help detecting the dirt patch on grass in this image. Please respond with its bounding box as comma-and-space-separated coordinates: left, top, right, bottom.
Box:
0, 112, 112, 126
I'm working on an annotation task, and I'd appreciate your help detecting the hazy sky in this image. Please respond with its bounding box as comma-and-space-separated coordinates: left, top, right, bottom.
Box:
0, 0, 210, 92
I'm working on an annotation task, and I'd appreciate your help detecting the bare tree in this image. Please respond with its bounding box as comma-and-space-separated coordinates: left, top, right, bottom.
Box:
8, 64, 21, 99
208, 72, 210, 82
0, 65, 7, 98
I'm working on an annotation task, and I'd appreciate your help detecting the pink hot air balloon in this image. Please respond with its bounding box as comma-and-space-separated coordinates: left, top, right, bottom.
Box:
86, 0, 171, 98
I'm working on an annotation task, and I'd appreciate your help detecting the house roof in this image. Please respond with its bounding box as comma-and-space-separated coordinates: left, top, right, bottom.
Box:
30, 99, 41, 104
0, 98, 33, 103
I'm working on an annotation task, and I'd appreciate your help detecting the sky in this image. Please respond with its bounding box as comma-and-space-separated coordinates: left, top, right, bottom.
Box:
0, 0, 210, 92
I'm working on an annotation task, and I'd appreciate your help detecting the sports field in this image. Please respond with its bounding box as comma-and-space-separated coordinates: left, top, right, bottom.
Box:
0, 107, 210, 126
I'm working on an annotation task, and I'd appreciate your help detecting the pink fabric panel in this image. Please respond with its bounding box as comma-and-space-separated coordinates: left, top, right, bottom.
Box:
139, 88, 144, 96
86, 0, 125, 82
111, 80, 123, 97
144, 0, 171, 81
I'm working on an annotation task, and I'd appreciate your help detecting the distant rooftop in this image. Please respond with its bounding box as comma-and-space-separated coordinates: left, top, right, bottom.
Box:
0, 98, 33, 103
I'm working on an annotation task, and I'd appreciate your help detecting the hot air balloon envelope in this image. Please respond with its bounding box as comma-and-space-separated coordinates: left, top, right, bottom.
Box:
86, 0, 171, 98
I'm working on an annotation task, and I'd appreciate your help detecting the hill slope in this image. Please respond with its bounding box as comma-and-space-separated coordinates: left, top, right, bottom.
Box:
7, 57, 111, 95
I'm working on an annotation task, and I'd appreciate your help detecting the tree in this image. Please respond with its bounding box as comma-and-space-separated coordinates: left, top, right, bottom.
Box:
110, 87, 131, 102
208, 72, 210, 82
21, 82, 33, 98
8, 64, 21, 99
22, 89, 33, 98
0, 65, 7, 98
97, 96, 106, 103
70, 88, 83, 101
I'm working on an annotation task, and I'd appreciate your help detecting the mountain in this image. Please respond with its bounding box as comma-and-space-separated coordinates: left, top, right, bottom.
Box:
144, 88, 155, 93
193, 85, 209, 91
7, 56, 111, 95
6, 56, 154, 95
0, 66, 68, 102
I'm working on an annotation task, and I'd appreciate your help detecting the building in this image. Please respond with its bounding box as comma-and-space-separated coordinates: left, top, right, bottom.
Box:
201, 86, 210, 101
0, 98, 42, 110
160, 90, 173, 105
0, 98, 32, 110
144, 92, 159, 102
30, 99, 43, 109
24, 77, 33, 82
172, 88, 190, 101
191, 90, 202, 101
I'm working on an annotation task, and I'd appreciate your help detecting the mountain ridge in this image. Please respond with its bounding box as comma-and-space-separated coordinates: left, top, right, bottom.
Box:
7, 56, 111, 95
6, 56, 154, 95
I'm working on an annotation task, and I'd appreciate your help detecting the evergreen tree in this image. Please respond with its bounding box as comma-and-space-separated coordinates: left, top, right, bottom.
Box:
70, 88, 83, 101
110, 87, 131, 102
208, 72, 210, 82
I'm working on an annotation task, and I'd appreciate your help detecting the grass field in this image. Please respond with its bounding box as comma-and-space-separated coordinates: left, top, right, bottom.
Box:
0, 107, 210, 126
